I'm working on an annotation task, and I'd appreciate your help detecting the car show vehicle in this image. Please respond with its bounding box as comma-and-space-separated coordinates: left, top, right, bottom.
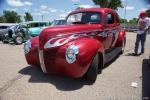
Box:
0, 23, 16, 41
24, 8, 126, 82
2, 24, 28, 45
51, 18, 66, 26
26, 21, 50, 37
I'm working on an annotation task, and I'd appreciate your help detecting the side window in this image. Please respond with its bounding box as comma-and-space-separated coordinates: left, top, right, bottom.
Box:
39, 23, 47, 27
104, 13, 115, 24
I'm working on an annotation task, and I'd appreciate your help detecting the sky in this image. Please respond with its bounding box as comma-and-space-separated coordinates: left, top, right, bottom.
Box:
0, 0, 150, 22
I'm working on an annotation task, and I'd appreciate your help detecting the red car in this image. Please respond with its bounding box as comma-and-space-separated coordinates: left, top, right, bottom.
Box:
24, 8, 126, 83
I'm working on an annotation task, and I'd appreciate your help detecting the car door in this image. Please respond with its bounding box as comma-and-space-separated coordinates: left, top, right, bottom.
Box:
103, 12, 116, 51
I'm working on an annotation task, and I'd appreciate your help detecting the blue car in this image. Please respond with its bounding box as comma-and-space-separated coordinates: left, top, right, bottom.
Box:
25, 21, 50, 37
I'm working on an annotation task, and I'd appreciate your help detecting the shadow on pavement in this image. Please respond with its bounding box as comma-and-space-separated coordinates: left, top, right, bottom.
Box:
19, 66, 93, 91
142, 59, 150, 99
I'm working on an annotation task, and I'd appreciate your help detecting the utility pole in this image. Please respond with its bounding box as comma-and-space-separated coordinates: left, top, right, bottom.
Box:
42, 15, 44, 21
124, 0, 127, 28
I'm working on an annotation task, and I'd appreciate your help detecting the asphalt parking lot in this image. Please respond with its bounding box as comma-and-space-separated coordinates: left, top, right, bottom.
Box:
0, 32, 150, 100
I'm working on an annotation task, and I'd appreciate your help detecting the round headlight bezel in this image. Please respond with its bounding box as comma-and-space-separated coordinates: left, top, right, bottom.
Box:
66, 45, 79, 64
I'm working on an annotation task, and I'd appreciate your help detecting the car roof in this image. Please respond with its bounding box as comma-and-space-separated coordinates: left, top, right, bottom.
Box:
69, 7, 116, 14
22, 21, 48, 24
0, 23, 17, 26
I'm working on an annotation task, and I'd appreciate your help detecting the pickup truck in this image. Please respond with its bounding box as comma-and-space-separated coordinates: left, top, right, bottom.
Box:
24, 8, 126, 83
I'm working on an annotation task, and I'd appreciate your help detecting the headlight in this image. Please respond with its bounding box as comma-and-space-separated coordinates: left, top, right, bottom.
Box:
66, 45, 79, 64
24, 40, 31, 54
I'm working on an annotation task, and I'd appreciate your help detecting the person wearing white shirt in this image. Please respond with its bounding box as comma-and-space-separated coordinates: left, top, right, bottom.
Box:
133, 11, 150, 56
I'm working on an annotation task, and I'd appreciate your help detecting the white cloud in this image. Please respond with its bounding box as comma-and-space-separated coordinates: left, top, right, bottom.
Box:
7, 0, 33, 7
78, 4, 92, 8
126, 6, 135, 10
41, 5, 48, 10
24, 1, 32, 6
48, 8, 57, 13
7, 0, 24, 7
71, 0, 80, 2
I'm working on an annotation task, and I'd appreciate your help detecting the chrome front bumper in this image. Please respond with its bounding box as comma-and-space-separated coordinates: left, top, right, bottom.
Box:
39, 50, 47, 73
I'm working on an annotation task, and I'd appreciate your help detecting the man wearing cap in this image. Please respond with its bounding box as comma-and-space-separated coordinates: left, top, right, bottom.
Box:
133, 11, 150, 56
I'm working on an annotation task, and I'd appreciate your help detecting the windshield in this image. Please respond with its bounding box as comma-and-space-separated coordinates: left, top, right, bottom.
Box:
67, 12, 101, 24
27, 22, 48, 28
51, 19, 66, 26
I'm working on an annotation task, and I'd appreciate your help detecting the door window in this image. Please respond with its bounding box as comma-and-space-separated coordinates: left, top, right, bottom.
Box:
104, 13, 115, 25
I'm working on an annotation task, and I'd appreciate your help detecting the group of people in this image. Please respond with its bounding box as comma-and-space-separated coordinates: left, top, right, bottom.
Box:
132, 11, 150, 56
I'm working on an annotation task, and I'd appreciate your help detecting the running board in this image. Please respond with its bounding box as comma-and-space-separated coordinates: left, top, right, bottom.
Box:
105, 47, 122, 63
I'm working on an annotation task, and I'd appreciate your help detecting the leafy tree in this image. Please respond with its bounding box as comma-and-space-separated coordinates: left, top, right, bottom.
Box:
128, 18, 138, 24
24, 12, 33, 22
0, 16, 5, 23
120, 18, 127, 23
92, 0, 123, 10
3, 10, 22, 23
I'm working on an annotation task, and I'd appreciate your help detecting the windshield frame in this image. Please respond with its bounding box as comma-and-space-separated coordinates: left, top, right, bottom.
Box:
66, 11, 102, 25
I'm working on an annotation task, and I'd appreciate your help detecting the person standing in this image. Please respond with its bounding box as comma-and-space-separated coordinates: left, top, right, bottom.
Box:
133, 11, 150, 56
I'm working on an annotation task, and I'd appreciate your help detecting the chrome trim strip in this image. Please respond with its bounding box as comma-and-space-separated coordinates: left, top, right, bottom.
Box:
39, 50, 47, 73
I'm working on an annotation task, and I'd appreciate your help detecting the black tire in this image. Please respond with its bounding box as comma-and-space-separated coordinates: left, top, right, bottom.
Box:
2, 40, 9, 43
86, 54, 99, 83
14, 36, 23, 45
2, 35, 9, 43
120, 37, 126, 54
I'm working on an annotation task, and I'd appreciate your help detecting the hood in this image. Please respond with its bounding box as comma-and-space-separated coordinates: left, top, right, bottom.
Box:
39, 24, 103, 49
41, 24, 102, 38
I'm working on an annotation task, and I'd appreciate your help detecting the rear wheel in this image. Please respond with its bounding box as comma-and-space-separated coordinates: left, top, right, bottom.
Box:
86, 54, 99, 83
14, 36, 23, 45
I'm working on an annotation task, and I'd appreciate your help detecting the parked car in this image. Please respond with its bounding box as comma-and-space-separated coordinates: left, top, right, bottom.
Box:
0, 23, 16, 41
25, 21, 50, 37
24, 8, 126, 83
2, 24, 28, 45
51, 18, 66, 26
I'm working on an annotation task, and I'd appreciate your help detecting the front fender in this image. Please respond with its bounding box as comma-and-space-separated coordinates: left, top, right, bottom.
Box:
57, 37, 104, 77
25, 36, 40, 66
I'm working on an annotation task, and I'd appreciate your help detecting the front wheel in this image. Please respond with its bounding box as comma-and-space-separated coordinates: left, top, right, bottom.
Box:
14, 36, 23, 45
86, 54, 99, 83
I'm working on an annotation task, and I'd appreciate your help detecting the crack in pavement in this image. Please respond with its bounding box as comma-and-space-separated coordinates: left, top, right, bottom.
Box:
0, 74, 23, 95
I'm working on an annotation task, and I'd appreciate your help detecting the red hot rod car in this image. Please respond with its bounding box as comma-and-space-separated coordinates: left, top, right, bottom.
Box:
24, 8, 126, 82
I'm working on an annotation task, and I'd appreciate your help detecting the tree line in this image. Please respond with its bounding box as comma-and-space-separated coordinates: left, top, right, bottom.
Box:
0, 0, 150, 24
0, 10, 33, 23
